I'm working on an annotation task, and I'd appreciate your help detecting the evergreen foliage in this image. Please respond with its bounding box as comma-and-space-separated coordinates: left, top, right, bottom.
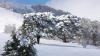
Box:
2, 25, 36, 56
23, 12, 80, 42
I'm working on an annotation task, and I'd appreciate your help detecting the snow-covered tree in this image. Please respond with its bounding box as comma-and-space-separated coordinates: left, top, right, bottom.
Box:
22, 12, 100, 45
23, 12, 56, 39
55, 15, 81, 42
2, 31, 19, 56
2, 22, 36, 56
23, 12, 81, 43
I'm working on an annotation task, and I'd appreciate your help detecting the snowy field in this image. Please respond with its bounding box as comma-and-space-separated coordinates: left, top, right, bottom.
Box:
34, 39, 100, 56
1, 33, 100, 56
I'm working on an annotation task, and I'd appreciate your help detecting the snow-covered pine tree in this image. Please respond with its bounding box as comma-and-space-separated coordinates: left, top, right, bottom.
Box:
2, 19, 36, 56
23, 12, 81, 42
23, 12, 56, 39
17, 17, 37, 56
22, 12, 100, 46
2, 31, 19, 56
55, 15, 80, 42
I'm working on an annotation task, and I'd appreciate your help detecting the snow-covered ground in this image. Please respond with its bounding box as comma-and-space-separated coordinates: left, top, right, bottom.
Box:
0, 33, 11, 55
0, 7, 23, 55
35, 39, 100, 56
0, 33, 100, 56
0, 7, 23, 33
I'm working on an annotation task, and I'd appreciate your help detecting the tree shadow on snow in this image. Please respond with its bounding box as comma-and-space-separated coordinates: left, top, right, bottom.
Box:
39, 43, 79, 48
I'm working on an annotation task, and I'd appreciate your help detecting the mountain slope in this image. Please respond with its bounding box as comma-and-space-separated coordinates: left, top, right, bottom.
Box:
0, 7, 23, 33
0, 3, 70, 16
31, 5, 70, 16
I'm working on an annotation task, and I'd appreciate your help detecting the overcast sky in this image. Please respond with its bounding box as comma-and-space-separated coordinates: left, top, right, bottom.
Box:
46, 0, 100, 21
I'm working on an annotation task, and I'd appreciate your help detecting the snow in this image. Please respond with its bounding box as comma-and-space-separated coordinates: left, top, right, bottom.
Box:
0, 7, 100, 56
0, 7, 23, 33
0, 33, 100, 56
0, 7, 23, 54
35, 38, 100, 56
0, 33, 11, 55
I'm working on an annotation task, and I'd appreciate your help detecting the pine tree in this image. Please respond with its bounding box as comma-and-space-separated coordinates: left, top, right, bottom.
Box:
2, 31, 19, 56
2, 24, 36, 56
17, 17, 36, 56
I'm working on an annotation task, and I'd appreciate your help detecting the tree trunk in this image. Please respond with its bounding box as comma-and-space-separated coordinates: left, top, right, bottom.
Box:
62, 35, 67, 43
92, 33, 96, 46
76, 36, 80, 44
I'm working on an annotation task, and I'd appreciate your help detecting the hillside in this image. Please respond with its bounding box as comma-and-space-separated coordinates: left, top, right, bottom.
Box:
0, 7, 23, 33
0, 3, 70, 16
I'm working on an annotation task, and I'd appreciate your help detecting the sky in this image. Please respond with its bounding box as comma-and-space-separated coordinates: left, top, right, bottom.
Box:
46, 0, 100, 21
12, 0, 49, 4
